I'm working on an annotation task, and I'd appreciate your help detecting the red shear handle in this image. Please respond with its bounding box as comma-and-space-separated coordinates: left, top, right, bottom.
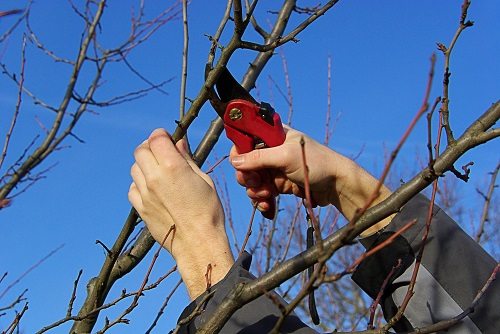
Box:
224, 99, 286, 219
223, 99, 285, 153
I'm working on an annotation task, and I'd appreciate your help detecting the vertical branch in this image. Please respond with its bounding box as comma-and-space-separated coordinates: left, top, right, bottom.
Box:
206, 0, 233, 67
179, 0, 189, 120
437, 0, 474, 144
475, 162, 499, 243
66, 270, 83, 318
239, 204, 258, 257
277, 200, 302, 263
324, 55, 333, 145
265, 215, 278, 272
368, 259, 402, 329
426, 97, 442, 169
278, 48, 293, 126
0, 35, 26, 171
233, 0, 244, 35
300, 137, 323, 251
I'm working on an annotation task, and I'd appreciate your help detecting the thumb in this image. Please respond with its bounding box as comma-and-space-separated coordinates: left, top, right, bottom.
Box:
230, 146, 286, 171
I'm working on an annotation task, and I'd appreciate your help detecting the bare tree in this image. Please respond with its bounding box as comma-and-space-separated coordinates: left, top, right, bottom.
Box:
0, 0, 497, 333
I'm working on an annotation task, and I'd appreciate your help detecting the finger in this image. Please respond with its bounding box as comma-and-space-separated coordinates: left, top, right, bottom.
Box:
261, 199, 277, 219
134, 140, 159, 176
147, 128, 186, 168
246, 186, 272, 200
128, 183, 143, 211
245, 177, 278, 199
230, 146, 288, 171
252, 199, 271, 213
235, 170, 262, 188
130, 163, 147, 194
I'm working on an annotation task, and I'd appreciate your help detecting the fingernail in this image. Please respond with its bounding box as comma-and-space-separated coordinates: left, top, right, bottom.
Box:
230, 156, 244, 166
257, 203, 266, 212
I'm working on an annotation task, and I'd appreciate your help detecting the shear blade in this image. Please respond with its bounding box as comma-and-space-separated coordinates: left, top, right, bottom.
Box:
215, 67, 258, 104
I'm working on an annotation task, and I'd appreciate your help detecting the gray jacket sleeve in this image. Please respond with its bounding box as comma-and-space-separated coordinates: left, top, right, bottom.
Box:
176, 251, 318, 334
352, 194, 499, 333
177, 194, 498, 333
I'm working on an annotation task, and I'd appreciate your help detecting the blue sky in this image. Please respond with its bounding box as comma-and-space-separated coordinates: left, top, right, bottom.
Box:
0, 1, 499, 333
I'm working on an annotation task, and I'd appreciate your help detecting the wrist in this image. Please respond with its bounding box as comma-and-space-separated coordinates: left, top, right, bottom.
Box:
174, 228, 234, 300
332, 158, 393, 236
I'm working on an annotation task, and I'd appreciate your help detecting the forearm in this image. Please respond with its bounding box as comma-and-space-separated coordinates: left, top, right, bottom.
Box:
327, 152, 394, 237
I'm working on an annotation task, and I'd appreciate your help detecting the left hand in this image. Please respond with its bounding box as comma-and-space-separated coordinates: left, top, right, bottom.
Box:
128, 129, 234, 299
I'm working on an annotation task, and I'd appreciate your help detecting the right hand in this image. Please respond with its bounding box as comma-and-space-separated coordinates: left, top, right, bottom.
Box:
230, 127, 348, 212
230, 126, 394, 236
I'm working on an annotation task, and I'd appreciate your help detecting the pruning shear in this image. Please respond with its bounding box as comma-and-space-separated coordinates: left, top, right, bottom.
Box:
206, 65, 286, 218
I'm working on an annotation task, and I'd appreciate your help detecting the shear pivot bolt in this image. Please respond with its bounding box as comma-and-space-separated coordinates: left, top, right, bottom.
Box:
229, 108, 242, 121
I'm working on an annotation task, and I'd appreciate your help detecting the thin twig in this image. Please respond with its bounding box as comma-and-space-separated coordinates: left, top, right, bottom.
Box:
475, 161, 499, 243
324, 55, 333, 145
239, 203, 258, 257
437, 0, 474, 145
0, 244, 64, 300
0, 34, 26, 171
179, 0, 189, 120
239, 1, 340, 52
0, 289, 28, 312
172, 290, 216, 334
351, 54, 436, 225
368, 259, 402, 329
279, 48, 293, 126
300, 137, 323, 252
95, 225, 175, 333
278, 199, 302, 263
37, 265, 177, 333
145, 278, 183, 334
324, 219, 416, 283
4, 302, 28, 334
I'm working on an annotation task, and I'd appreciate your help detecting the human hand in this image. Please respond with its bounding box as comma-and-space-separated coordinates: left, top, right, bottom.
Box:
129, 129, 234, 299
230, 127, 343, 209
230, 127, 393, 236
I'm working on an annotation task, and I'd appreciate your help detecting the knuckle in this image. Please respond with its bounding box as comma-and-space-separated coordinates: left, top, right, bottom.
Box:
130, 163, 138, 176
248, 149, 262, 161
128, 182, 135, 192
146, 173, 161, 189
133, 145, 145, 158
